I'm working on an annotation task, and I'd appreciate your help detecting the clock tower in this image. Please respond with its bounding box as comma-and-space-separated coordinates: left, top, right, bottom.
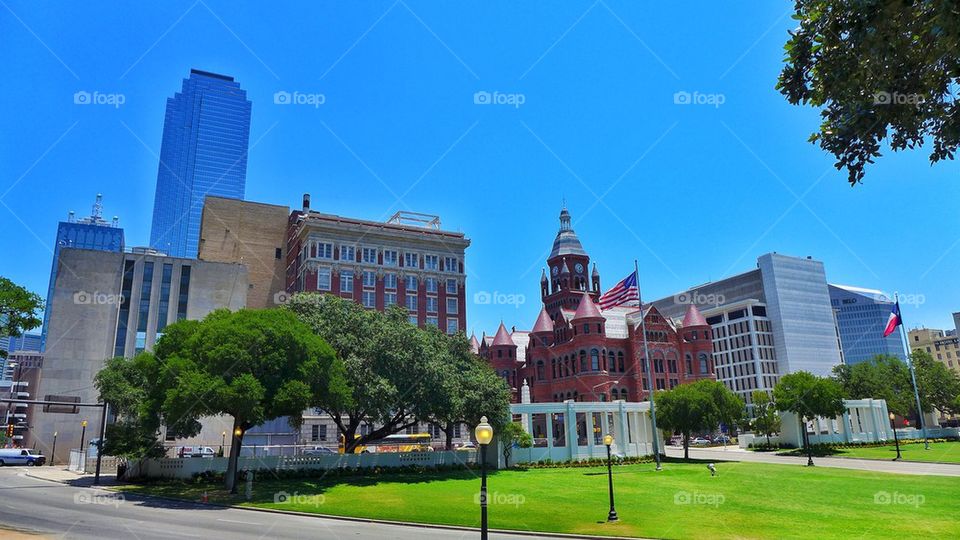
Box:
541, 207, 600, 320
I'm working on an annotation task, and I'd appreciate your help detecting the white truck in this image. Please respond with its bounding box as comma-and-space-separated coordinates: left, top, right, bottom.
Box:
0, 448, 46, 466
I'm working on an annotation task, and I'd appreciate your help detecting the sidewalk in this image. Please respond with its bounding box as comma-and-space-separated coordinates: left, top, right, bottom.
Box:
24, 466, 118, 486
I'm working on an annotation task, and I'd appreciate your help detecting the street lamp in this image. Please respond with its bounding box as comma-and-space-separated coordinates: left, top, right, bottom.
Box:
889, 413, 902, 461
80, 420, 88, 458
603, 434, 618, 522
221, 431, 226, 456
231, 426, 243, 495
50, 431, 58, 466
475, 416, 494, 540
591, 380, 620, 401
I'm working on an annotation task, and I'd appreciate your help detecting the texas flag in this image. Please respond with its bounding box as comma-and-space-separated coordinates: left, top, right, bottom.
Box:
883, 301, 902, 337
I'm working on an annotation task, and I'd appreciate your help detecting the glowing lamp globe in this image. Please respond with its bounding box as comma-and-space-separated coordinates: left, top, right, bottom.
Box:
475, 416, 494, 445
603, 434, 614, 446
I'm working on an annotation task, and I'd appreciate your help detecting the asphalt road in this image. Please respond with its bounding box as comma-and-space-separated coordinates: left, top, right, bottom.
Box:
0, 467, 562, 540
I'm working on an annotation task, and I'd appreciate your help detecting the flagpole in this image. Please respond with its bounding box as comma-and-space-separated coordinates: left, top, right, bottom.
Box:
636, 259, 662, 471
895, 293, 929, 450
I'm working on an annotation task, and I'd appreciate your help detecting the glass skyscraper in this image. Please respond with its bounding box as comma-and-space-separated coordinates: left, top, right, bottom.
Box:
829, 284, 905, 365
149, 69, 252, 258
40, 194, 125, 350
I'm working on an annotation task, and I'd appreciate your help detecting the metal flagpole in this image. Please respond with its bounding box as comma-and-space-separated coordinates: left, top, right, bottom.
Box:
636, 259, 662, 470
894, 293, 929, 450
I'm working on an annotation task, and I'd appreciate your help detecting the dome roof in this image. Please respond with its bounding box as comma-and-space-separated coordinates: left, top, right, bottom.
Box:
549, 207, 587, 258
491, 322, 516, 346
682, 304, 708, 327
572, 292, 603, 320
532, 307, 555, 333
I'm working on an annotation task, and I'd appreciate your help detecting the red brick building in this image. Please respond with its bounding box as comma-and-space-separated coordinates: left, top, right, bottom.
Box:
475, 207, 716, 403
286, 195, 470, 334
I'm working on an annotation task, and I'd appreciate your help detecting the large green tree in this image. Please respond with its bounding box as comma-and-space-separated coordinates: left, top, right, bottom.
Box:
750, 390, 781, 447
778, 0, 960, 185
655, 379, 745, 460
912, 349, 960, 417
0, 277, 43, 359
774, 371, 845, 466
96, 308, 348, 492
832, 355, 914, 415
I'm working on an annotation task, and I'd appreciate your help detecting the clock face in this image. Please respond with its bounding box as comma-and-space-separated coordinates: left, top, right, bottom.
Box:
552, 266, 559, 276
575, 263, 584, 273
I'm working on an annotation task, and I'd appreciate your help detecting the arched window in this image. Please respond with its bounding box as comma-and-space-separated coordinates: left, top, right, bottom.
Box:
583, 323, 589, 334
654, 354, 664, 373
551, 359, 556, 378
685, 354, 693, 375
617, 351, 625, 372
580, 350, 587, 371
590, 349, 600, 371
699, 353, 710, 374
536, 360, 545, 380
608, 351, 616, 372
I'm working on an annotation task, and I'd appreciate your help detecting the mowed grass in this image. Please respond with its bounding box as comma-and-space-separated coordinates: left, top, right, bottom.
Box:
824, 441, 960, 464
123, 460, 960, 539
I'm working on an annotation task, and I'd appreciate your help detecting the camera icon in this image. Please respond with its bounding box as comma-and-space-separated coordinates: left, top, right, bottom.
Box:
673, 292, 692, 305
273, 291, 292, 305
673, 91, 692, 105
274, 91, 292, 105
74, 91, 92, 105
473, 491, 487, 505
673, 491, 692, 505
73, 491, 92, 504
873, 491, 891, 504
274, 491, 290, 504
473, 291, 491, 305
873, 91, 891, 105
473, 91, 491, 105
73, 290, 92, 305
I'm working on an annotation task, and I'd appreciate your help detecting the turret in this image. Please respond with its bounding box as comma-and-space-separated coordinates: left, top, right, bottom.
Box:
540, 268, 549, 298
571, 292, 605, 336
591, 263, 601, 292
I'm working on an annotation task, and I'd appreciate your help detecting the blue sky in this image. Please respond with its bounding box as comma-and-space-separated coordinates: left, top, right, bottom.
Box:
1, 1, 957, 337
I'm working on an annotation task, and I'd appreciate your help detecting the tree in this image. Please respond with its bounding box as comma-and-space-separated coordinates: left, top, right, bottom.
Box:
285, 294, 506, 453
750, 390, 780, 447
774, 371, 845, 466
778, 1, 960, 185
500, 421, 532, 468
0, 277, 43, 359
655, 379, 744, 460
95, 354, 169, 467
912, 349, 960, 418
96, 308, 348, 492
831, 355, 914, 416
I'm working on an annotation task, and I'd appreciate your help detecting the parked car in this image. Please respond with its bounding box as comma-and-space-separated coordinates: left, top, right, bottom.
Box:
669, 435, 684, 447
455, 442, 477, 450
174, 446, 216, 458
690, 437, 711, 446
0, 448, 46, 466
302, 446, 335, 456
714, 435, 732, 444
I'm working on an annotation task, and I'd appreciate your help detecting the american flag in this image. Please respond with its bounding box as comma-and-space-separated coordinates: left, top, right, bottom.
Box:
598, 270, 640, 310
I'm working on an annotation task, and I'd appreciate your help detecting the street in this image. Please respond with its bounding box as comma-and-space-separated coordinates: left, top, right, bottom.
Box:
0, 467, 558, 540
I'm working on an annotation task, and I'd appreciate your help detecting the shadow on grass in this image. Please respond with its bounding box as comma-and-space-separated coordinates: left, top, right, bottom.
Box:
775, 448, 846, 458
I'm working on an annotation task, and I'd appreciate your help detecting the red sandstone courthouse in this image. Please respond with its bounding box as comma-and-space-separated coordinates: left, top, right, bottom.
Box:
474, 208, 716, 403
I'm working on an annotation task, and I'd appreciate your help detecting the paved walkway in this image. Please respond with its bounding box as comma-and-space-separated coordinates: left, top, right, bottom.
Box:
24, 466, 118, 486
664, 446, 960, 476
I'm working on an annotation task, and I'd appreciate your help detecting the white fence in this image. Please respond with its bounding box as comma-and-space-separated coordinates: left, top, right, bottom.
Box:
129, 450, 477, 480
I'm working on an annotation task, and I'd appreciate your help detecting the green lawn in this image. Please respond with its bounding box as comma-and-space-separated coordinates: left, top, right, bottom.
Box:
822, 441, 960, 463
122, 460, 960, 539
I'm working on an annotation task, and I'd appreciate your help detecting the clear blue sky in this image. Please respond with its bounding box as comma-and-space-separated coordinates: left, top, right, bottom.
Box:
1, 1, 957, 337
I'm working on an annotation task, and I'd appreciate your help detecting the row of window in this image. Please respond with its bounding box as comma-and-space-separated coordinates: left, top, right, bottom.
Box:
302, 241, 460, 273
315, 269, 459, 295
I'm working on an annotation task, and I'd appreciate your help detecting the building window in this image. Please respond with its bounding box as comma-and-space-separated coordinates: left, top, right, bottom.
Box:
408, 314, 418, 325
156, 263, 173, 331
699, 353, 710, 374
405, 275, 418, 291
384, 273, 397, 290
177, 265, 191, 321
317, 268, 331, 291
114, 260, 136, 357
362, 271, 376, 288
404, 252, 418, 268
426, 316, 438, 327
446, 318, 458, 335
135, 331, 147, 354
443, 256, 458, 273
425, 277, 438, 293
340, 270, 354, 293
427, 297, 439, 313
361, 247, 377, 264
384, 293, 397, 307
317, 242, 333, 259
340, 245, 355, 262
424, 254, 439, 271
617, 351, 624, 372
406, 294, 417, 311
446, 298, 458, 315
383, 250, 398, 266
362, 291, 376, 308
275, 247, 282, 260
311, 425, 319, 441
445, 279, 457, 294
590, 349, 600, 371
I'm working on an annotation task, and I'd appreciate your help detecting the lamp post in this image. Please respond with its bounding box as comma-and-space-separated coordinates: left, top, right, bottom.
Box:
603, 434, 618, 522
79, 420, 88, 457
591, 380, 620, 402
221, 431, 226, 456
475, 416, 494, 540
50, 431, 57, 466
890, 413, 902, 461
231, 426, 243, 495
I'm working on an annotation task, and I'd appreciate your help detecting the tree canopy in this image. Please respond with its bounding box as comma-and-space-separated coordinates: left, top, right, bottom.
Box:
778, 0, 960, 184
831, 355, 914, 415
0, 276, 43, 359
774, 371, 845, 464
750, 390, 781, 447
655, 379, 745, 460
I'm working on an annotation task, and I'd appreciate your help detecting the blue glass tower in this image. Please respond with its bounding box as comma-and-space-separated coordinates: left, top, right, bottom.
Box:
829, 284, 906, 365
41, 194, 125, 350
149, 69, 252, 258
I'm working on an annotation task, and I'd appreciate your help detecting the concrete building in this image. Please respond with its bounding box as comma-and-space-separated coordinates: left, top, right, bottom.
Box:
286, 194, 470, 334
198, 196, 289, 309
2, 351, 42, 449
829, 284, 905, 365
649, 253, 844, 406
33, 247, 247, 462
0, 332, 41, 382
41, 194, 124, 350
